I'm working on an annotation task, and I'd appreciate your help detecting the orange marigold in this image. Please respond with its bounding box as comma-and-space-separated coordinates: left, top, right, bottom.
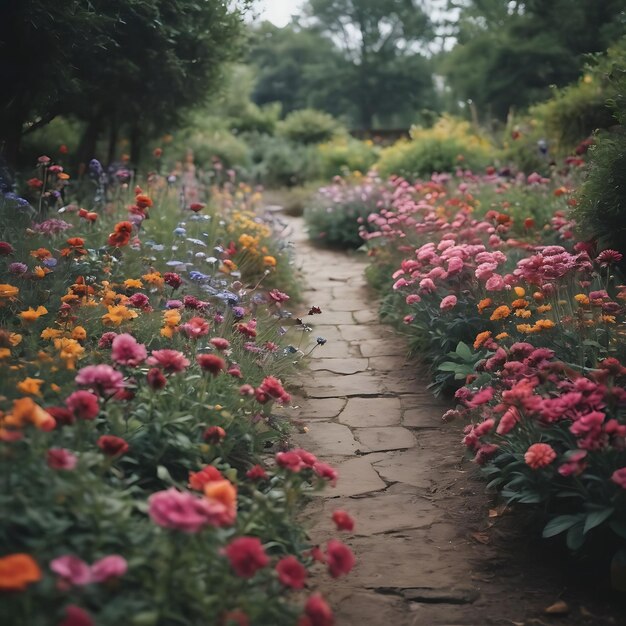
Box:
0, 554, 42, 591
473, 331, 492, 349
490, 305, 511, 321
477, 298, 492, 313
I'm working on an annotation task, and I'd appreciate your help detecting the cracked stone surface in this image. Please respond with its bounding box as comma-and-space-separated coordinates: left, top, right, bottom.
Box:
282, 215, 612, 626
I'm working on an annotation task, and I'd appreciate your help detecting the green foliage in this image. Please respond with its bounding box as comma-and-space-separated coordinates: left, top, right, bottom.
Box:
277, 109, 342, 145
376, 117, 492, 178
317, 137, 379, 179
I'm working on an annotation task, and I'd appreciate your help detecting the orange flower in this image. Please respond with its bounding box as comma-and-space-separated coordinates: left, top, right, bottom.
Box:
204, 479, 237, 511
473, 330, 492, 349
263, 256, 277, 267
514, 309, 532, 318
495, 332, 509, 340
535, 319, 555, 330
0, 283, 19, 299
32, 266, 50, 279
108, 221, 133, 247
123, 279, 143, 289
20, 306, 48, 322
53, 337, 85, 369
477, 298, 492, 313
490, 305, 511, 321
30, 247, 52, 260
102, 304, 138, 326
511, 298, 528, 309
71, 326, 87, 341
142, 272, 164, 288
574, 294, 590, 305
536, 304, 552, 313
17, 377, 44, 397
6, 397, 55, 431
513, 287, 526, 297
0, 554, 42, 591
516, 323, 536, 334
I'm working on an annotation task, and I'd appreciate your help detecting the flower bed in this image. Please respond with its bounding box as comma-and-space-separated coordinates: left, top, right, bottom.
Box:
361, 167, 626, 555
0, 157, 353, 625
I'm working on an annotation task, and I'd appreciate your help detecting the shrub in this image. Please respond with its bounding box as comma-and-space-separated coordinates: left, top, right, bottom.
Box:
317, 136, 379, 179
277, 109, 342, 145
376, 116, 492, 178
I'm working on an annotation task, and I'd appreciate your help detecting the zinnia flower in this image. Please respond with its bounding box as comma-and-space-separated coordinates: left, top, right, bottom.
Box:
97, 435, 129, 457
149, 488, 231, 532
197, 354, 225, 375
276, 556, 307, 589
75, 364, 124, 397
65, 391, 99, 420
325, 539, 355, 578
597, 249, 623, 266
332, 510, 355, 531
0, 553, 42, 591
524, 443, 556, 469
47, 448, 78, 470
440, 295, 457, 311
111, 333, 147, 366
301, 593, 334, 626
146, 349, 190, 373
223, 537, 269, 578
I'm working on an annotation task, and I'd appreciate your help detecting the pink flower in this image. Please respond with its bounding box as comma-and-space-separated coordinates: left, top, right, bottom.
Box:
98, 332, 118, 348
146, 349, 190, 373
597, 249, 623, 267
111, 333, 147, 366
147, 367, 167, 390
223, 537, 269, 578
50, 555, 92, 586
419, 278, 436, 293
611, 468, 626, 489
181, 316, 210, 339
302, 594, 334, 626
97, 435, 129, 457
269, 289, 290, 303
65, 391, 99, 420
325, 539, 355, 577
405, 294, 421, 305
524, 443, 557, 469
256, 376, 290, 404
47, 448, 78, 470
75, 364, 124, 397
440, 295, 457, 311
276, 451, 305, 472
313, 461, 338, 486
485, 274, 506, 291
148, 488, 231, 532
246, 465, 268, 480
210, 337, 230, 351
276, 556, 307, 589
90, 555, 127, 582
496, 406, 520, 435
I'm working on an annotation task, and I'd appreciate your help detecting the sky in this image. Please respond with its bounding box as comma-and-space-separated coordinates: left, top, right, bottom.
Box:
252, 0, 306, 27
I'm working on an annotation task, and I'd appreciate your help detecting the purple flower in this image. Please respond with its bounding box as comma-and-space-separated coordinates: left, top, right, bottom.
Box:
8, 262, 28, 275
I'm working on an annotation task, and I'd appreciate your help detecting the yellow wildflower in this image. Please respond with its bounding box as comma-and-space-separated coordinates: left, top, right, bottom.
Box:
602, 315, 616, 324
20, 306, 48, 323
71, 326, 87, 341
53, 337, 85, 369
574, 294, 589, 305
142, 272, 165, 288
102, 305, 138, 326
516, 324, 536, 334
17, 378, 44, 397
41, 328, 63, 340
163, 309, 181, 326
514, 287, 525, 297
123, 279, 143, 289
32, 266, 49, 279
263, 256, 277, 268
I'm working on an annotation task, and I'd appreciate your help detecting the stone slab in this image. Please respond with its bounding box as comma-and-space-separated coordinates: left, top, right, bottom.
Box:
372, 449, 433, 489
338, 397, 402, 427
291, 397, 346, 420
324, 454, 387, 497
403, 406, 447, 429
353, 309, 379, 324
292, 421, 360, 456
305, 372, 387, 398
359, 339, 410, 358
338, 324, 393, 342
309, 358, 369, 374
354, 427, 418, 452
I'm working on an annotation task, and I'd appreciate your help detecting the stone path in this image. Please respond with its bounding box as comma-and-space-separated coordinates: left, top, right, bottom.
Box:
282, 216, 619, 626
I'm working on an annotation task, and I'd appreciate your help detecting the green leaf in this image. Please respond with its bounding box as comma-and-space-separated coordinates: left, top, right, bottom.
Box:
583, 507, 614, 534
456, 341, 473, 360
156, 465, 174, 484
542, 515, 581, 538
609, 520, 626, 539
566, 523, 586, 551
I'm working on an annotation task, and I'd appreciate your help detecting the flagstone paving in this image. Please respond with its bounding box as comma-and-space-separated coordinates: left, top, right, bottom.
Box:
282, 215, 617, 626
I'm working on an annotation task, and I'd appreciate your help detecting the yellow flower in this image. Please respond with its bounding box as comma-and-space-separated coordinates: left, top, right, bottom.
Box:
142, 272, 164, 288
123, 279, 144, 289
514, 309, 532, 318
495, 332, 509, 340
53, 338, 85, 369
239, 234, 259, 249
20, 306, 48, 323
602, 315, 616, 324
41, 328, 63, 340
263, 256, 277, 267
160, 326, 176, 338
33, 266, 49, 279
536, 304, 552, 313
490, 305, 511, 321
0, 284, 19, 299
102, 305, 138, 326
9, 333, 22, 346
71, 326, 87, 341
574, 294, 590, 305
473, 330, 492, 349
516, 324, 536, 334
514, 287, 525, 297
17, 377, 44, 397
163, 309, 181, 326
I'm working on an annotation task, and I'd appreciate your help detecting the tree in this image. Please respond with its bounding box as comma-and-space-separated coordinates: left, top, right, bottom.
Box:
440, 0, 626, 120
0, 0, 249, 167
304, 0, 437, 128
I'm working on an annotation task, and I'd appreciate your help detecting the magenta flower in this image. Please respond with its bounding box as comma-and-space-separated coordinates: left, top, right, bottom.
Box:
181, 316, 210, 339
111, 333, 147, 366
47, 448, 78, 470
440, 294, 457, 311
75, 364, 124, 396
50, 555, 92, 586
146, 349, 190, 373
90, 555, 128, 582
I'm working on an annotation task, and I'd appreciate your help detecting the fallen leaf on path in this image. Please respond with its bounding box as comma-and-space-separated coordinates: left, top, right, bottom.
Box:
471, 531, 490, 544
544, 600, 569, 615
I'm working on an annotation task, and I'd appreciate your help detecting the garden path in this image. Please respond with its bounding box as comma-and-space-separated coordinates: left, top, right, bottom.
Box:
282, 215, 616, 626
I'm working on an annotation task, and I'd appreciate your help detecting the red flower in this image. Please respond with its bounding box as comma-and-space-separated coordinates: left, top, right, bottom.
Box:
147, 368, 167, 390
223, 537, 269, 578
164, 272, 182, 289
197, 354, 225, 375
210, 337, 230, 351
332, 510, 354, 532
313, 462, 338, 486
524, 443, 556, 469
220, 610, 249, 626
97, 435, 129, 457
276, 556, 307, 589
597, 249, 623, 266
300, 593, 334, 626
276, 451, 305, 472
189, 465, 223, 491
27, 177, 43, 190
146, 349, 190, 373
47, 448, 78, 470
189, 202, 206, 212
59, 605, 94, 626
47, 406, 75, 425
325, 539, 355, 578
256, 376, 290, 405
203, 426, 226, 444
246, 465, 268, 480
0, 241, 14, 255
65, 391, 99, 420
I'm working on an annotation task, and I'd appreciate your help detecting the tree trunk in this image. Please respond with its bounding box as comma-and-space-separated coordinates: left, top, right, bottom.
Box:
77, 117, 101, 170
107, 113, 118, 166
0, 96, 26, 169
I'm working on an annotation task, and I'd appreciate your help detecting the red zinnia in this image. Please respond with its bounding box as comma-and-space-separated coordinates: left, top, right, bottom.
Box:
246, 465, 268, 480
223, 537, 269, 578
189, 465, 223, 491
276, 556, 307, 589
197, 354, 225, 375
59, 605, 94, 626
332, 510, 355, 532
203, 426, 226, 444
325, 539, 355, 578
97, 435, 129, 457
65, 391, 99, 420
301, 593, 334, 626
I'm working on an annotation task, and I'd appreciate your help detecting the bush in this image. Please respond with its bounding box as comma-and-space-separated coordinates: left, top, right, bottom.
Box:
376, 115, 492, 178
305, 173, 389, 248
317, 136, 379, 179
278, 109, 341, 145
